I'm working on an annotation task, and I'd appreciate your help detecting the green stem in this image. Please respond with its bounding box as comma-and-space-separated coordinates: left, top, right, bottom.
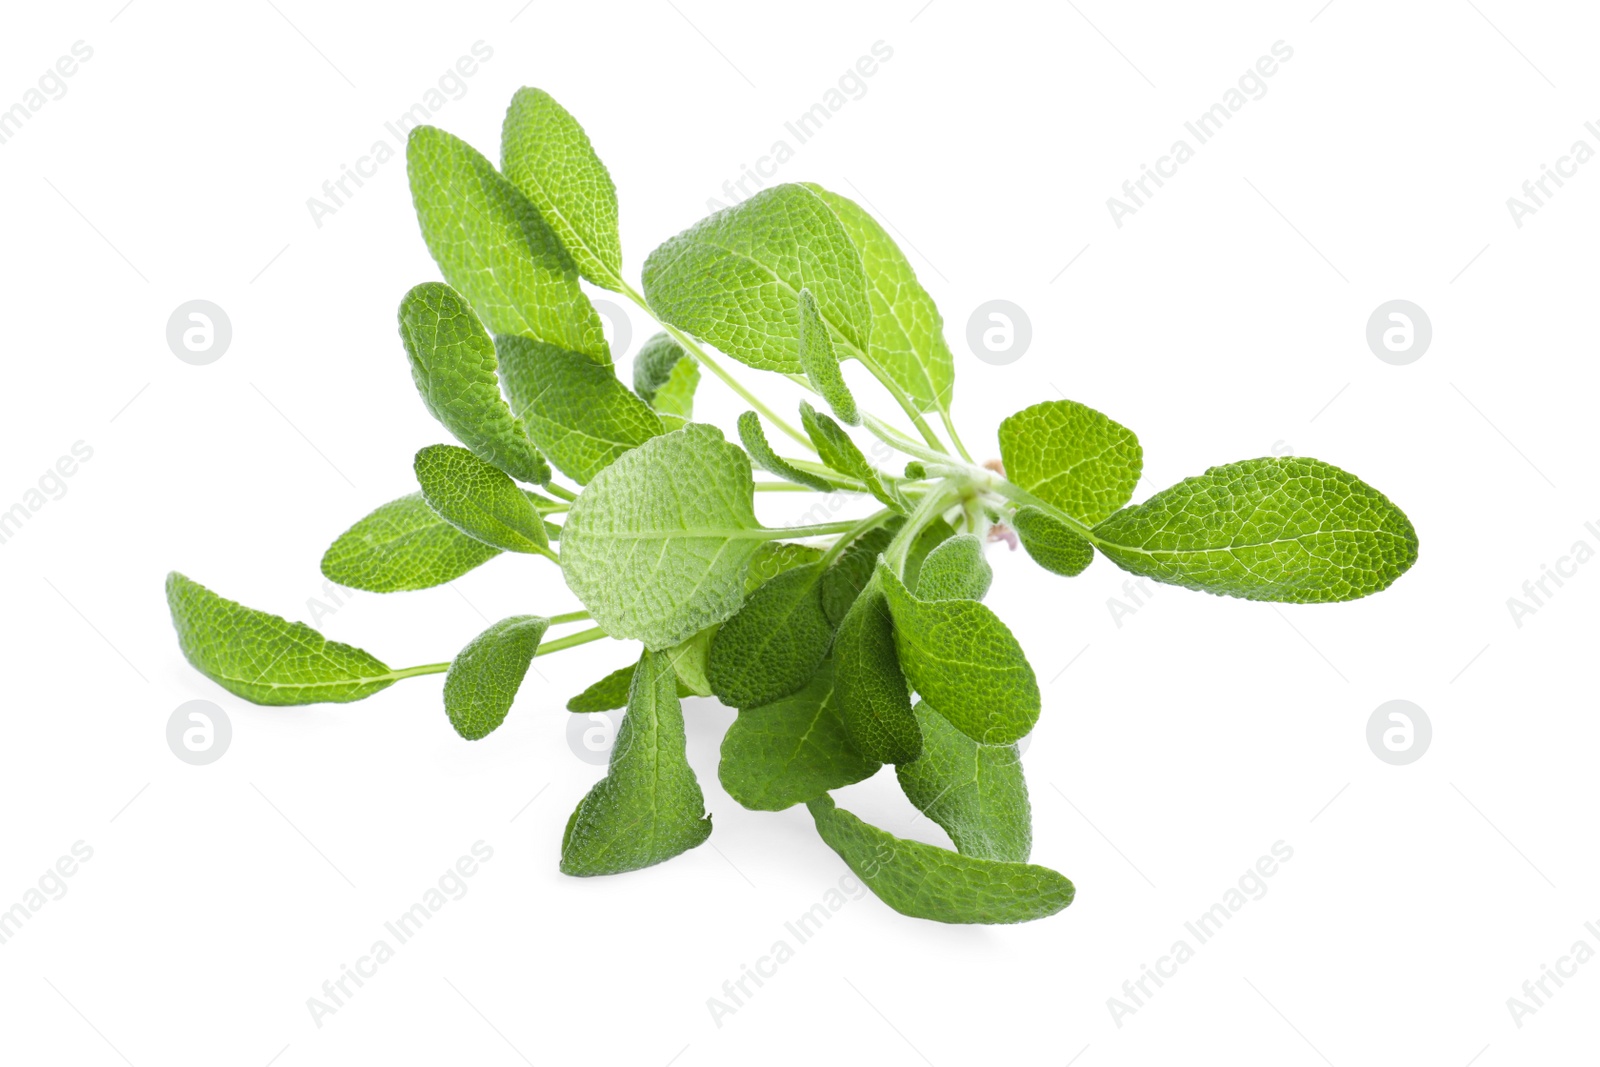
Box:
773, 518, 874, 539
849, 345, 949, 454
618, 281, 816, 453
536, 625, 610, 656
940, 409, 975, 463
989, 477, 1102, 545
544, 482, 578, 502
818, 509, 893, 568
547, 610, 591, 625
390, 623, 611, 682
861, 413, 966, 467
883, 480, 960, 575
755, 481, 820, 493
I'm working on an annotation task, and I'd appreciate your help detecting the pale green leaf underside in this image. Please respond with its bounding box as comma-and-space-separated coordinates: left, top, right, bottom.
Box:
500, 87, 623, 289
398, 281, 549, 485
561, 649, 713, 876
914, 533, 992, 601
321, 492, 504, 592
1092, 456, 1420, 603
666, 626, 716, 698
560, 423, 764, 650
878, 560, 1039, 746
414, 444, 551, 555
496, 335, 664, 485
806, 795, 1072, 924
805, 184, 954, 413
641, 183, 870, 372
999, 399, 1142, 525
406, 125, 608, 362
444, 615, 548, 739
719, 662, 880, 811
797, 287, 858, 425
1011, 505, 1094, 578
897, 702, 1031, 862
166, 573, 396, 705
738, 411, 833, 492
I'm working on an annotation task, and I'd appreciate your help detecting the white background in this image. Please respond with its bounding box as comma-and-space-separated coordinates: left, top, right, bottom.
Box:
1, 1, 1595, 1064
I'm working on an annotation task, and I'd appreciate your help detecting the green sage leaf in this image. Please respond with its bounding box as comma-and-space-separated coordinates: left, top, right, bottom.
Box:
797, 287, 857, 425
738, 411, 834, 492
835, 572, 920, 764
896, 702, 1031, 862
999, 399, 1142, 524
641, 184, 870, 373
877, 559, 1039, 746
166, 572, 399, 705
414, 444, 552, 555
708, 563, 832, 709
805, 184, 954, 413
560, 423, 764, 650
633, 331, 699, 429
913, 533, 992, 601
398, 281, 549, 485
406, 125, 607, 361
800, 401, 905, 513
321, 492, 504, 593
500, 87, 623, 289
561, 649, 713, 876
1091, 456, 1420, 603
1010, 505, 1094, 578
496, 334, 664, 485
719, 662, 879, 811
444, 615, 548, 739
806, 795, 1072, 924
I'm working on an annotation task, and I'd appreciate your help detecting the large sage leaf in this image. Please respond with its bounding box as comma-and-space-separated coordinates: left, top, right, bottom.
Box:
877, 559, 1039, 746
806, 795, 1073, 924
561, 649, 713, 876
414, 444, 552, 555
641, 183, 870, 373
407, 125, 608, 361
166, 573, 400, 705
719, 662, 879, 811
321, 493, 505, 592
999, 399, 1142, 524
834, 572, 920, 764
560, 423, 765, 650
496, 335, 663, 485
708, 562, 832, 709
1092, 456, 1419, 603
896, 702, 1030, 862
500, 87, 623, 289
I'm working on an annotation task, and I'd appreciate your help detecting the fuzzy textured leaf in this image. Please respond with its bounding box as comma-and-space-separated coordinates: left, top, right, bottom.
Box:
877, 560, 1039, 746
806, 184, 954, 413
414, 444, 551, 555
914, 533, 992, 601
835, 573, 920, 764
321, 493, 505, 592
1091, 457, 1419, 603
738, 411, 834, 492
999, 399, 1142, 524
719, 662, 879, 811
444, 615, 548, 739
398, 281, 549, 485
897, 702, 1030, 861
561, 649, 713, 876
500, 87, 622, 289
496, 335, 663, 485
560, 423, 765, 650
797, 287, 857, 424
709, 563, 832, 709
406, 125, 608, 361
633, 331, 699, 428
800, 401, 904, 512
641, 184, 870, 372
806, 795, 1072, 924
1010, 505, 1094, 577
166, 573, 397, 705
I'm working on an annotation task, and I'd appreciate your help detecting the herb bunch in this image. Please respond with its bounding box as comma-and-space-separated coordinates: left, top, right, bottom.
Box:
166, 88, 1418, 924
